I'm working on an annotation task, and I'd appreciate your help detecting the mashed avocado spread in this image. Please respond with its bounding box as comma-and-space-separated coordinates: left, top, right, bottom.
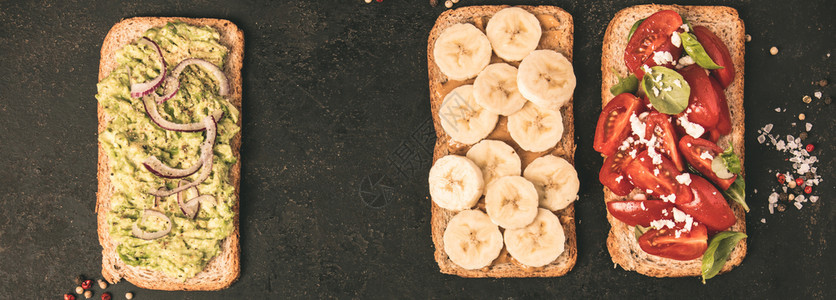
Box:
96, 22, 239, 280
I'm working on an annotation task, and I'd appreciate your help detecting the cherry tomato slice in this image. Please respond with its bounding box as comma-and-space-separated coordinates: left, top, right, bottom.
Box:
594, 93, 644, 156
710, 76, 733, 136
644, 112, 685, 171
623, 150, 688, 200
692, 26, 736, 88
624, 10, 683, 78
639, 222, 708, 260
678, 135, 737, 190
599, 143, 645, 196
678, 65, 722, 129
677, 175, 737, 232
607, 200, 676, 227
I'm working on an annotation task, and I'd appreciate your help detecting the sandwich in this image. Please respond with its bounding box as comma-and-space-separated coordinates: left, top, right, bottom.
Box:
597, 5, 747, 281
427, 5, 578, 278
95, 17, 243, 290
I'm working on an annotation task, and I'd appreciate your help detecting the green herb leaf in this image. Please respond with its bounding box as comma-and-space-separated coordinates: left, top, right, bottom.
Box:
641, 66, 690, 114
719, 143, 742, 174
610, 72, 639, 95
634, 225, 650, 241
701, 231, 747, 283
680, 32, 724, 70
628, 18, 645, 40
723, 176, 749, 212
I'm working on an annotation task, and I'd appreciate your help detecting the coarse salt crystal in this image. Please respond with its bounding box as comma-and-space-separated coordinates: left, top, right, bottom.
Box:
806, 123, 813, 131
794, 202, 803, 210
810, 196, 819, 203
763, 124, 773, 133
768, 192, 779, 203
758, 135, 766, 144
761, 218, 766, 224
775, 107, 781, 112
814, 91, 822, 99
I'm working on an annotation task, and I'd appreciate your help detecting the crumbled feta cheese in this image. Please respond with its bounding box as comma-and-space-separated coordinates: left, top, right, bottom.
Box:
648, 145, 663, 165
628, 148, 637, 158
642, 64, 653, 74
671, 32, 682, 47
654, 168, 660, 176
678, 114, 705, 138
699, 151, 714, 160
640, 202, 646, 211
652, 51, 674, 66
660, 194, 677, 203
680, 24, 690, 32
646, 189, 654, 194
661, 209, 669, 216
677, 55, 695, 68
672, 79, 682, 88
650, 219, 676, 230
630, 113, 646, 138
615, 175, 623, 183
675, 173, 692, 185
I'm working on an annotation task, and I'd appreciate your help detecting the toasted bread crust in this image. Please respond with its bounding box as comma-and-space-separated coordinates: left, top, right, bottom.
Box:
428, 5, 577, 278
96, 17, 243, 290
601, 5, 746, 277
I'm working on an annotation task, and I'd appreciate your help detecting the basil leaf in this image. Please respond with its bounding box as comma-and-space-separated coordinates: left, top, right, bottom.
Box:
723, 176, 749, 212
641, 66, 690, 114
719, 143, 742, 174
701, 231, 747, 283
628, 18, 645, 40
634, 225, 650, 241
680, 32, 724, 70
610, 73, 639, 95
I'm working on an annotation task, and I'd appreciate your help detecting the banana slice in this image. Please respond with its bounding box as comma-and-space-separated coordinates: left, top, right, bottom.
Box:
473, 63, 527, 116
517, 50, 576, 111
443, 209, 504, 270
466, 139, 522, 190
504, 208, 566, 267
523, 155, 579, 211
433, 23, 493, 80
428, 155, 484, 211
439, 85, 499, 145
485, 7, 542, 62
485, 176, 539, 229
507, 102, 564, 152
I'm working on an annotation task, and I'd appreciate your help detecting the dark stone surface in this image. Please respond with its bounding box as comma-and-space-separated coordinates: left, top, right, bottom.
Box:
0, 0, 833, 298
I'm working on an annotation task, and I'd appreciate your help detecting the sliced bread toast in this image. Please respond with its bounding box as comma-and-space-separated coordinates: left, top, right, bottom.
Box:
428, 5, 577, 278
601, 4, 746, 277
96, 17, 243, 290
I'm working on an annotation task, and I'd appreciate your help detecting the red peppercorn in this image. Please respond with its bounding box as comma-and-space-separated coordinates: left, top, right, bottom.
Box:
806, 144, 815, 152
777, 174, 786, 184
81, 279, 92, 290
64, 294, 76, 300
805, 186, 812, 194
101, 293, 112, 300
795, 178, 804, 187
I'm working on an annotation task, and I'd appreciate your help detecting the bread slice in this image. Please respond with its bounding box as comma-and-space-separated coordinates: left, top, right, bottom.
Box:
96, 17, 243, 290
428, 5, 577, 277
601, 5, 746, 277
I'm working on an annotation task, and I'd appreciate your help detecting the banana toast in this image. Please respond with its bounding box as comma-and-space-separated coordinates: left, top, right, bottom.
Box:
428, 5, 577, 278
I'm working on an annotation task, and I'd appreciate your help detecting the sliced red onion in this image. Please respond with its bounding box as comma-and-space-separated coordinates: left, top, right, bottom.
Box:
177, 180, 201, 219
142, 95, 223, 132
161, 58, 228, 102
157, 76, 180, 103
143, 156, 202, 179
130, 37, 167, 98
153, 188, 165, 207
131, 209, 172, 240
148, 114, 217, 197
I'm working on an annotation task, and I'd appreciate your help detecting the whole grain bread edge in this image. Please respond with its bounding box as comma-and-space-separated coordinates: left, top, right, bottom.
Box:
601, 4, 746, 278
96, 17, 243, 290
428, 5, 577, 278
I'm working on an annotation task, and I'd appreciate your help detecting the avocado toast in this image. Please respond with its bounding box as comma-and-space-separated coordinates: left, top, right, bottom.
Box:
96, 17, 243, 290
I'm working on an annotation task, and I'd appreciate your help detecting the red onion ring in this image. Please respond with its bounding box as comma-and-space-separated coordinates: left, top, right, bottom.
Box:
157, 76, 180, 103
131, 209, 172, 240
148, 114, 217, 197
143, 156, 202, 179
156, 58, 228, 104
130, 37, 167, 98
142, 95, 223, 132
177, 180, 201, 219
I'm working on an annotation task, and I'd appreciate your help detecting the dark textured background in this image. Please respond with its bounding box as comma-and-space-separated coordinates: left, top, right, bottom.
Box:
0, 0, 833, 299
